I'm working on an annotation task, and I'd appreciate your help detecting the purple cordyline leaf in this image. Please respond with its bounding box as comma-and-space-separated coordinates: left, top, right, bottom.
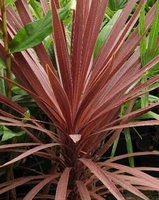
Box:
83, 0, 91, 26
106, 172, 148, 200
103, 120, 159, 132
0, 175, 50, 194
15, 0, 33, 24
79, 158, 125, 199
0, 73, 66, 128
108, 2, 157, 80
105, 151, 159, 163
71, 0, 85, 111
105, 101, 159, 130
110, 0, 146, 67
0, 121, 56, 142
0, 148, 53, 160
23, 174, 60, 200
89, 192, 105, 200
50, 0, 72, 101
94, 0, 138, 71
6, 6, 23, 31
40, 0, 49, 15
55, 167, 71, 200
105, 162, 159, 191
136, 167, 159, 173
76, 1, 157, 129
33, 195, 55, 199
11, 53, 67, 127
0, 143, 59, 168
76, 0, 108, 106
0, 92, 25, 114
34, 44, 56, 72
81, 54, 159, 130
46, 64, 72, 132
117, 174, 158, 190
76, 180, 91, 200
0, 143, 40, 150
90, 0, 145, 87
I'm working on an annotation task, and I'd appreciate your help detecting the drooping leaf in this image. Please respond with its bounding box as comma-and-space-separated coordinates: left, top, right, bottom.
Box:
76, 180, 91, 200
55, 168, 71, 200
80, 158, 125, 200
0, 175, 51, 195
23, 174, 60, 200
0, 143, 59, 167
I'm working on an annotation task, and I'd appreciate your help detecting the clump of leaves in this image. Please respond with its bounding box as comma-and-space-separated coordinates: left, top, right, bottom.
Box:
1, 0, 159, 199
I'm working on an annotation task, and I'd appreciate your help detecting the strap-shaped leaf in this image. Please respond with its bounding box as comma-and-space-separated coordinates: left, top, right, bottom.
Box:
0, 175, 51, 195
51, 0, 72, 100
76, 180, 91, 200
24, 174, 60, 200
0, 143, 59, 168
55, 168, 71, 200
80, 158, 125, 199
46, 64, 72, 130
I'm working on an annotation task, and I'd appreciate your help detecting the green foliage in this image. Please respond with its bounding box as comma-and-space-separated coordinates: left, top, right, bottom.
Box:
5, 0, 16, 7
9, 11, 52, 53
0, 58, 5, 69
94, 10, 122, 58
0, 126, 25, 142
29, 0, 44, 19
108, 0, 127, 11
9, 0, 75, 53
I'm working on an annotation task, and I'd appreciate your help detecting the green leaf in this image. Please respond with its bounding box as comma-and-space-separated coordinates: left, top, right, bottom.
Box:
94, 10, 122, 58
0, 58, 6, 69
108, 0, 127, 11
0, 126, 25, 142
5, 0, 16, 7
9, 11, 52, 53
139, 5, 147, 66
124, 128, 134, 167
29, 0, 43, 19
58, 0, 76, 21
11, 86, 28, 95
9, 0, 76, 53
146, 3, 159, 63
138, 111, 159, 120
0, 67, 6, 95
23, 110, 30, 119
22, 110, 30, 123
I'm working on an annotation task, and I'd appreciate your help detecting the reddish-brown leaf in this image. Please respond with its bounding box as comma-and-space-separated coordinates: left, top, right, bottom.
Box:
76, 180, 91, 200
23, 174, 60, 200
0, 143, 59, 168
50, 0, 72, 100
80, 158, 125, 199
55, 167, 71, 200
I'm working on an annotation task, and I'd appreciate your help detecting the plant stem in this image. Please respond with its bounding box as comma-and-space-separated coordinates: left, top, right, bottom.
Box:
0, 2, 15, 199
0, 0, 12, 99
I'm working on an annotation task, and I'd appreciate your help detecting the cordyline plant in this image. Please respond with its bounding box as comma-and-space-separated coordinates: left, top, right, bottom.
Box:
1, 0, 159, 199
